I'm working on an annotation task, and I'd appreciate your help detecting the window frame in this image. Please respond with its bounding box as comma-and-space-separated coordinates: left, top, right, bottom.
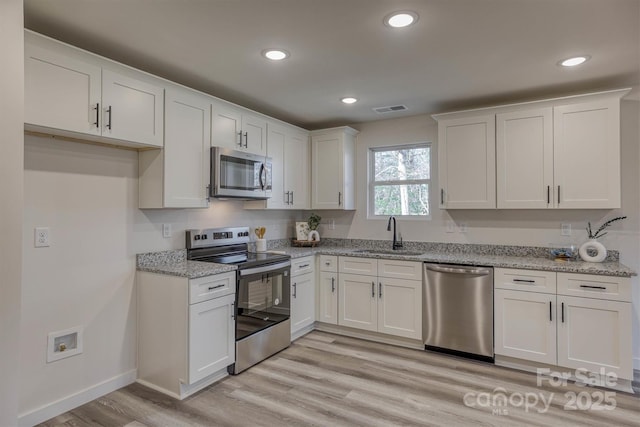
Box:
367, 142, 432, 220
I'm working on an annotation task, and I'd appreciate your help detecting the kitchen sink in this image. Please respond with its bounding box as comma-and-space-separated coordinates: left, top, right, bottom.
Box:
353, 249, 424, 256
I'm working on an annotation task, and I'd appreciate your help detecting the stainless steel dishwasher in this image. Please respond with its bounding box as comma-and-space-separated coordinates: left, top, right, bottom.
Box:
423, 263, 494, 362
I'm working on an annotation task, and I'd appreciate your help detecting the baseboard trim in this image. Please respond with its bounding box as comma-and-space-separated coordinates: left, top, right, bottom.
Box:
18, 369, 137, 427
314, 322, 423, 350
292, 323, 315, 341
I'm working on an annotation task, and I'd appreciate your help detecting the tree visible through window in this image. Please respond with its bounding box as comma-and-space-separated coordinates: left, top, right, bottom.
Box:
369, 144, 430, 216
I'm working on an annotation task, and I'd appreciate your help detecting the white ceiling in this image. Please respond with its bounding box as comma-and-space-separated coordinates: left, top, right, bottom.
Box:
24, 0, 640, 130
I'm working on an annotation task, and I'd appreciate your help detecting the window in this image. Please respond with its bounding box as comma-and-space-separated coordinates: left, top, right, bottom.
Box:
369, 143, 431, 217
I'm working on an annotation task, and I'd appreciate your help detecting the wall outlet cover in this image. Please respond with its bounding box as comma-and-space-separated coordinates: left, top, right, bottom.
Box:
561, 223, 571, 236
162, 223, 172, 238
34, 227, 50, 247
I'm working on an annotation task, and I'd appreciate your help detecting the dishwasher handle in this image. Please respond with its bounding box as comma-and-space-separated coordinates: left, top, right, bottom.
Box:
425, 264, 492, 276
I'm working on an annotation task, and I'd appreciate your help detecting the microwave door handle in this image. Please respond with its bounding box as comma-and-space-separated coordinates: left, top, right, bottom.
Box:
259, 163, 266, 190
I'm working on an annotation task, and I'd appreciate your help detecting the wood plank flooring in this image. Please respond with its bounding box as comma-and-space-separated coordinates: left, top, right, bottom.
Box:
39, 331, 640, 426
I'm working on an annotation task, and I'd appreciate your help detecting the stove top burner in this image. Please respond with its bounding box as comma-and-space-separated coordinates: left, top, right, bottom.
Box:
186, 226, 290, 269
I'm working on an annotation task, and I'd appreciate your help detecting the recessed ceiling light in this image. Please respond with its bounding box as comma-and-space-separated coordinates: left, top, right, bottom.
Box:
341, 97, 358, 104
559, 55, 590, 67
384, 11, 419, 28
262, 49, 289, 61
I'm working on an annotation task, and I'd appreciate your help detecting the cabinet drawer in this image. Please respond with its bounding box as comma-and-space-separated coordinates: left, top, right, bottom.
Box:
557, 273, 631, 302
494, 268, 556, 294
292, 256, 315, 277
319, 255, 337, 272
189, 271, 236, 304
377, 259, 422, 281
339, 256, 377, 276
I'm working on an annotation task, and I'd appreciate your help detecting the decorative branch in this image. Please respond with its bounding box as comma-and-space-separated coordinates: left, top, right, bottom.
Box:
586, 216, 627, 239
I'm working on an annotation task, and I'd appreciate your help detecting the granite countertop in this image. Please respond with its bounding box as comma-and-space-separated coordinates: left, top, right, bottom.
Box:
137, 243, 636, 279
136, 249, 237, 279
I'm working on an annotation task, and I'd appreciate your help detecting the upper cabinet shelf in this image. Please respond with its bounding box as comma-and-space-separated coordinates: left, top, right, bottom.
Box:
25, 31, 164, 149
434, 89, 629, 210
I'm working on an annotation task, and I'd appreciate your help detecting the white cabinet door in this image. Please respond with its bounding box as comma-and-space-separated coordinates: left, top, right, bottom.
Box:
494, 289, 557, 365
25, 44, 102, 136
312, 132, 343, 209
265, 125, 287, 208
241, 114, 267, 156
211, 102, 242, 150
291, 272, 315, 335
162, 88, 211, 208
188, 293, 235, 385
377, 278, 421, 340
310, 127, 357, 210
438, 115, 496, 209
286, 131, 310, 209
496, 108, 553, 209
101, 69, 164, 147
339, 273, 377, 332
553, 99, 621, 208
557, 295, 632, 379
317, 271, 338, 324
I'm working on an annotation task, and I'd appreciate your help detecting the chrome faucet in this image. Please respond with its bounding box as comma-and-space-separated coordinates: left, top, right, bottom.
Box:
387, 216, 403, 250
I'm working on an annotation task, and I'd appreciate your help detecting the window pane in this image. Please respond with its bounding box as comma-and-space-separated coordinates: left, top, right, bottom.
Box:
374, 147, 430, 182
374, 184, 429, 216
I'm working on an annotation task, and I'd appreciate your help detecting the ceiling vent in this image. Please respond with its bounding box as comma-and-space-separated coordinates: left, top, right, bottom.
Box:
373, 105, 408, 114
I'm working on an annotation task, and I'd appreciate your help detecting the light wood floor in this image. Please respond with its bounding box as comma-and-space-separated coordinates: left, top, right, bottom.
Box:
40, 331, 640, 426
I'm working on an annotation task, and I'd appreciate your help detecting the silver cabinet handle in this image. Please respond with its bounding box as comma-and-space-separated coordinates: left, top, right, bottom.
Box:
231, 302, 235, 319
371, 281, 375, 297
325, 261, 331, 266
298, 264, 309, 269
558, 185, 561, 205
93, 103, 100, 128
338, 192, 342, 206
331, 277, 335, 293
207, 284, 225, 291
237, 130, 243, 147
513, 279, 535, 284
285, 191, 290, 204
290, 191, 294, 205
579, 285, 607, 290
378, 282, 382, 298
561, 302, 565, 323
547, 185, 550, 205
293, 282, 297, 298
243, 131, 248, 148
105, 105, 112, 130
549, 301, 552, 322
440, 188, 444, 205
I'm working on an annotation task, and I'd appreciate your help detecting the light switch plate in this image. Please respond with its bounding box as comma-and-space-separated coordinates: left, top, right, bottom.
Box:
561, 223, 571, 236
445, 221, 455, 233
163, 223, 172, 238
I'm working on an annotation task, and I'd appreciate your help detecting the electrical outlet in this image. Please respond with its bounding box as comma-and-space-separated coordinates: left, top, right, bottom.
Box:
162, 223, 172, 238
445, 221, 455, 233
330, 218, 335, 230
458, 223, 468, 233
561, 223, 571, 236
35, 227, 50, 247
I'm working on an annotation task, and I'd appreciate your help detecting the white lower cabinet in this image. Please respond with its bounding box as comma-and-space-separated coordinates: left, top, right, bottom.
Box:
337, 257, 422, 340
291, 256, 315, 338
137, 271, 236, 399
494, 268, 633, 381
317, 255, 338, 325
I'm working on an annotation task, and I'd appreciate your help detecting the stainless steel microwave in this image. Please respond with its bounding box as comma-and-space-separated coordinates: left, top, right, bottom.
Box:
210, 147, 272, 200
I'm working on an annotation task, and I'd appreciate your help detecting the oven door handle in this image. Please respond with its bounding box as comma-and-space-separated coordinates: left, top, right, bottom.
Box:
239, 261, 291, 276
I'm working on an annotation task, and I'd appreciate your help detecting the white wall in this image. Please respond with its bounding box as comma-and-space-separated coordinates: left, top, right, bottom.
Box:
0, 1, 23, 426
19, 135, 303, 424
317, 102, 640, 369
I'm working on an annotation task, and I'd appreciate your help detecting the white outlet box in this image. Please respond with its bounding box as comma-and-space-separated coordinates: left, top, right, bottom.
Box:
330, 218, 335, 230
163, 223, 172, 238
561, 223, 571, 236
34, 227, 50, 247
445, 221, 455, 233
458, 223, 468, 233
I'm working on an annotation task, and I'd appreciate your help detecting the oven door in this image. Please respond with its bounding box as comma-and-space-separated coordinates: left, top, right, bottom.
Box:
236, 261, 290, 341
211, 147, 272, 199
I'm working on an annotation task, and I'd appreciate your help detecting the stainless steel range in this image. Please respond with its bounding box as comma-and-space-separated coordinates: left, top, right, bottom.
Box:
186, 226, 291, 374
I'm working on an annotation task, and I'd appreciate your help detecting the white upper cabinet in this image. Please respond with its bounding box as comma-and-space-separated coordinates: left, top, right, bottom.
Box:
244, 123, 310, 210
437, 115, 496, 209
553, 98, 621, 208
139, 87, 212, 209
101, 69, 164, 147
25, 44, 102, 136
211, 101, 266, 156
25, 32, 164, 148
496, 107, 553, 208
435, 89, 628, 210
311, 127, 358, 210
